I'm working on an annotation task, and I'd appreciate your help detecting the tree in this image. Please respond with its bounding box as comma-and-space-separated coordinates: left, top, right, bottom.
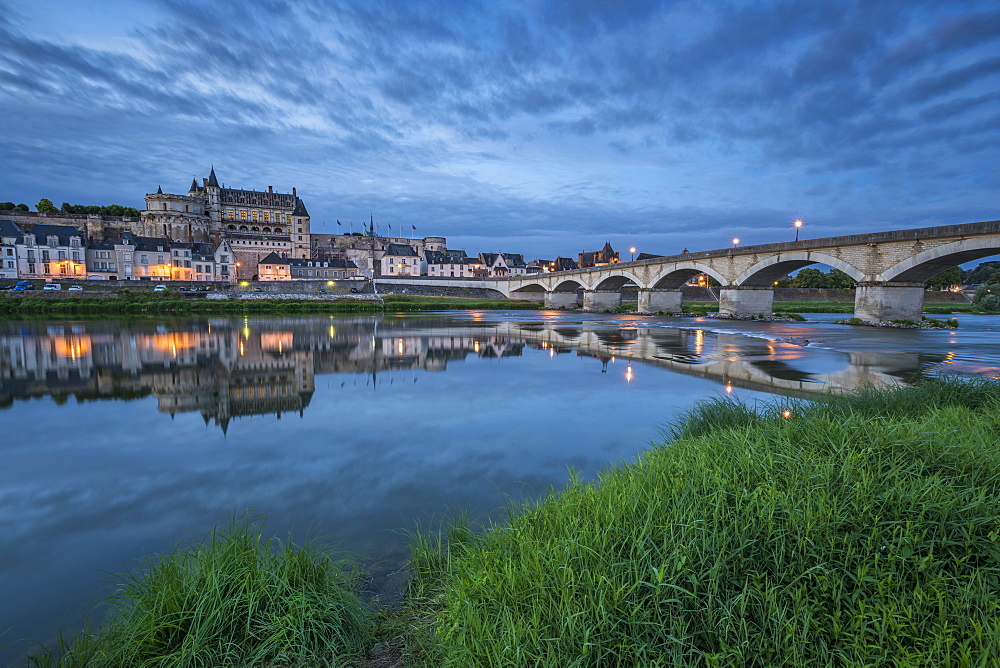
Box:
963, 261, 1000, 285
827, 269, 856, 289
14, 203, 29, 211
790, 267, 827, 288
0, 201, 15, 210
925, 266, 963, 291
986, 271, 1000, 286
36, 198, 57, 212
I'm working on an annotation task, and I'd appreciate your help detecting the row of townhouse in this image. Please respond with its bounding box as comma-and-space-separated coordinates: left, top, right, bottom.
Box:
379, 245, 538, 278
0, 220, 238, 282
257, 252, 362, 281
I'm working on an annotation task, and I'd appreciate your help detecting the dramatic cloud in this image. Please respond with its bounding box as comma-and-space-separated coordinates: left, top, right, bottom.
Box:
0, 0, 996, 257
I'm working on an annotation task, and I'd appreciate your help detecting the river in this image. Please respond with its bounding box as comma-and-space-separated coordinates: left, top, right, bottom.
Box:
1, 310, 998, 664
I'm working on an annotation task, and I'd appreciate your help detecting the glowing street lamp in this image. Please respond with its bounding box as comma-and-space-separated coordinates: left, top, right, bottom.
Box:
732, 237, 740, 248
793, 219, 804, 241
629, 246, 636, 262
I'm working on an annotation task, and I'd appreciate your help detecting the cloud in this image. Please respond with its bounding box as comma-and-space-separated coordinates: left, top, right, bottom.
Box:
0, 0, 995, 258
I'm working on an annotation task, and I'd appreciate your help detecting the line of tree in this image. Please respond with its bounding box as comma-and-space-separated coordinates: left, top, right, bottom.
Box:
34, 198, 140, 216
0, 202, 30, 211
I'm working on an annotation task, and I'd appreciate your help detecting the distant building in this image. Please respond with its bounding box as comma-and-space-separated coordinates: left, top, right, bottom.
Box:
578, 242, 619, 268
424, 249, 476, 277
381, 243, 420, 276
479, 252, 528, 276
14, 223, 86, 280
0, 220, 22, 279
287, 257, 359, 280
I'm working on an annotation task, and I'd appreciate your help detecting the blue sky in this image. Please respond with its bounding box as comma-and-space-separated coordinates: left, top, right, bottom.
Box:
1, 0, 997, 259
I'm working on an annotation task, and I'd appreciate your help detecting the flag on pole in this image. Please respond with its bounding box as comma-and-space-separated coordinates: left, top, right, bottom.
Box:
388, 223, 392, 231
336, 219, 341, 226
412, 225, 416, 231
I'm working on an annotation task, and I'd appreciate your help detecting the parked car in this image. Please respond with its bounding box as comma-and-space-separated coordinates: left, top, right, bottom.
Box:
0, 283, 12, 290
154, 285, 168, 292
43, 284, 62, 291
67, 285, 83, 292
350, 287, 360, 293
14, 281, 33, 291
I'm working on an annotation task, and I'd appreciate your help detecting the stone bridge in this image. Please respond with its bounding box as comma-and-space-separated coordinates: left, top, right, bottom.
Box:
503, 220, 999, 321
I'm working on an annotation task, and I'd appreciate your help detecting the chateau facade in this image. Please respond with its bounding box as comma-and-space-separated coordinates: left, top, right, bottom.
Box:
142, 167, 311, 279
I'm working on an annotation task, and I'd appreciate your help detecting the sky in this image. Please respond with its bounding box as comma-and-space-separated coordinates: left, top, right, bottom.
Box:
1, 0, 997, 260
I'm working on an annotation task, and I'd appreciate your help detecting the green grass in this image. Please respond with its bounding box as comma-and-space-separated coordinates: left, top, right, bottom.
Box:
30, 516, 372, 667
0, 293, 542, 318
407, 378, 1000, 666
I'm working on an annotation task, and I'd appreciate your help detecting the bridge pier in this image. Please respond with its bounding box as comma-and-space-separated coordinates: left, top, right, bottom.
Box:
637, 288, 683, 313
718, 287, 774, 316
544, 291, 579, 309
583, 290, 622, 311
854, 282, 925, 323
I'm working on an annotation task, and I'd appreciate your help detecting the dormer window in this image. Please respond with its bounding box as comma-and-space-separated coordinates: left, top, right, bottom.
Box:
48, 236, 59, 247
70, 237, 80, 247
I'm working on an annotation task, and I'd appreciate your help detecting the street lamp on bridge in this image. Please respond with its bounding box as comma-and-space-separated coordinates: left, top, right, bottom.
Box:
629, 246, 636, 262
793, 219, 804, 241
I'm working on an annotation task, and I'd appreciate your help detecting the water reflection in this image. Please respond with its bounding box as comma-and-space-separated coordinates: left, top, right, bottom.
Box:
1, 312, 998, 664
0, 316, 960, 429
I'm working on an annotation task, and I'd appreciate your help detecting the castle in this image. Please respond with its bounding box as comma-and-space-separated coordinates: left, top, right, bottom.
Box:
140, 167, 311, 278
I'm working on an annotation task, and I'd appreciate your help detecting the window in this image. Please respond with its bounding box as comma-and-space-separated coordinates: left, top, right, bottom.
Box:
72, 251, 80, 262
58, 250, 66, 261
70, 238, 80, 248
241, 211, 247, 221
43, 263, 50, 274
27, 250, 35, 262
162, 203, 167, 210
28, 263, 35, 273
263, 212, 269, 222
42, 250, 50, 262
252, 211, 258, 221
141, 255, 148, 264
220, 255, 229, 262
228, 210, 235, 219
4, 248, 10, 255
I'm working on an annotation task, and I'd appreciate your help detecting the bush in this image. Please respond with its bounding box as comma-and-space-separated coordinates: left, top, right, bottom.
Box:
413, 379, 1000, 666
33, 516, 371, 667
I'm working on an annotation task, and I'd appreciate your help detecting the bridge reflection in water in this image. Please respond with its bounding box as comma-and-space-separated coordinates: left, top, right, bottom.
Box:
0, 315, 948, 428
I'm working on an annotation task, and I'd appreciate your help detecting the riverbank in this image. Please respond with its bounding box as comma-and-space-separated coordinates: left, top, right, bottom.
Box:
30, 378, 1000, 666
0, 293, 543, 317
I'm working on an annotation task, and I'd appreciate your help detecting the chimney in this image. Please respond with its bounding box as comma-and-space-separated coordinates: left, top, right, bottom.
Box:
268, 186, 273, 193
292, 187, 296, 196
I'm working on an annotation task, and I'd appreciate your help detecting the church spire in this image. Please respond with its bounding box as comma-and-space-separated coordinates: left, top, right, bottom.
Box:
207, 166, 219, 188
189, 177, 199, 192
156, 185, 163, 195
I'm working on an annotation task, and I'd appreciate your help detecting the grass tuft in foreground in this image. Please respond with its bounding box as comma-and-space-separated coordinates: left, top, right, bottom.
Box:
409, 378, 1000, 666
31, 516, 371, 667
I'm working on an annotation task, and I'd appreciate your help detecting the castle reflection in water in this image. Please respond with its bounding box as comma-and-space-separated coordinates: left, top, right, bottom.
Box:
0, 317, 529, 432
1, 315, 947, 431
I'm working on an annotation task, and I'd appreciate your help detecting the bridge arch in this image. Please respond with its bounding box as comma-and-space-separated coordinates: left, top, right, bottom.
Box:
551, 278, 588, 292
593, 270, 642, 291
736, 252, 864, 287
880, 236, 1000, 282
510, 282, 547, 297
650, 263, 724, 289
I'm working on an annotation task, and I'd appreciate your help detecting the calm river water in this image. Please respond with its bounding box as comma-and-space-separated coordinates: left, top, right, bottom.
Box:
2, 310, 999, 664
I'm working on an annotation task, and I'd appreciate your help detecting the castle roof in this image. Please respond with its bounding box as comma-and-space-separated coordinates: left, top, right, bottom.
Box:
384, 243, 417, 257
189, 177, 200, 192
207, 166, 219, 188
292, 197, 309, 217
